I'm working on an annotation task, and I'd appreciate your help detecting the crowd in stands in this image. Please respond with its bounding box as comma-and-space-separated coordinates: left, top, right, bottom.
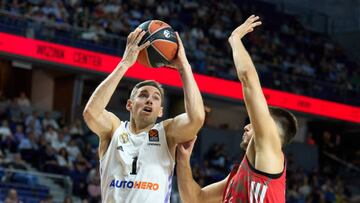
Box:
285, 130, 360, 203
0, 0, 359, 105
0, 92, 100, 202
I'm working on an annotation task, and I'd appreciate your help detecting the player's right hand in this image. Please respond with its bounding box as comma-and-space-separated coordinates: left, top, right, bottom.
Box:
228, 15, 262, 45
121, 28, 150, 67
176, 136, 197, 164
167, 32, 190, 71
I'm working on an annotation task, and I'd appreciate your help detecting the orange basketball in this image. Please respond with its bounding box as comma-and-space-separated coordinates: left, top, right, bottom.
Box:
137, 20, 178, 68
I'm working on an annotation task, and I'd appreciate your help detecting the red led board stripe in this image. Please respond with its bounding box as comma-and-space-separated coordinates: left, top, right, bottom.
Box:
0, 32, 359, 123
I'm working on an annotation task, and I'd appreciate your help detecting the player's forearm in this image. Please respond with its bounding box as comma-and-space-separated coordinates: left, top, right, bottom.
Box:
176, 160, 203, 203
231, 38, 257, 82
83, 61, 130, 117
179, 65, 205, 127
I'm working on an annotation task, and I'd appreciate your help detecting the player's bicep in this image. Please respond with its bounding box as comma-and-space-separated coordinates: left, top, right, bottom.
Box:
83, 110, 120, 139
199, 176, 228, 203
165, 113, 199, 144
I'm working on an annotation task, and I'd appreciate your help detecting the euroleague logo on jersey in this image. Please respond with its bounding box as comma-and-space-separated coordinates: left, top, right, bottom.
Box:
148, 129, 159, 142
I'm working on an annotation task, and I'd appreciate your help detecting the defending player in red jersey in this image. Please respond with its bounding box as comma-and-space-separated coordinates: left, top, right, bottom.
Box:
176, 15, 298, 203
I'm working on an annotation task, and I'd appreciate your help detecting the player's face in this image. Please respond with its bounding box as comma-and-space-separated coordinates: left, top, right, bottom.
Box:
240, 124, 254, 149
127, 86, 163, 125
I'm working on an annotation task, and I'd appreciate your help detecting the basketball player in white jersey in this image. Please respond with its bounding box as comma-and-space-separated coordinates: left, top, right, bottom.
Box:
83, 28, 205, 202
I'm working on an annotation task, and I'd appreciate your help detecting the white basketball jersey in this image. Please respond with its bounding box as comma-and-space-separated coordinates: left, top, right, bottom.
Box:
99, 121, 175, 203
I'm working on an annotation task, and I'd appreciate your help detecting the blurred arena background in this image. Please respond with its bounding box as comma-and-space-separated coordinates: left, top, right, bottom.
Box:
0, 0, 359, 202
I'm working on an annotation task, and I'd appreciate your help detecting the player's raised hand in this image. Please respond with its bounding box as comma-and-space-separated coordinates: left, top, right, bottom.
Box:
167, 32, 190, 70
228, 15, 262, 45
122, 28, 150, 67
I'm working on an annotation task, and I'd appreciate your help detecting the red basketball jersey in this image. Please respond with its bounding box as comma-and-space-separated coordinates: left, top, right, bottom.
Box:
223, 156, 286, 203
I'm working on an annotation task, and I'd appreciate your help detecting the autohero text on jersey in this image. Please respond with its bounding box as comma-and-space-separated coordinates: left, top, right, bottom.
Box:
109, 180, 160, 191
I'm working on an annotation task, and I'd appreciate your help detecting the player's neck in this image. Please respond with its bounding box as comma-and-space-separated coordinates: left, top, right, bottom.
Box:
129, 119, 155, 135
245, 138, 256, 165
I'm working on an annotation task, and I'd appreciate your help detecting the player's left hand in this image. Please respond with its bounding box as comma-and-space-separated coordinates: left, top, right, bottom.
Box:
228, 15, 262, 46
167, 32, 190, 70
176, 136, 197, 164
122, 28, 151, 67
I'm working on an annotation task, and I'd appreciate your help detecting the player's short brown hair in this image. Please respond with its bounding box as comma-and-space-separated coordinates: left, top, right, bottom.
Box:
269, 107, 298, 146
130, 80, 165, 106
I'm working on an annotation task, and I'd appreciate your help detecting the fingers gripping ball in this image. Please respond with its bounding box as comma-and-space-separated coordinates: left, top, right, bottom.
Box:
137, 20, 178, 68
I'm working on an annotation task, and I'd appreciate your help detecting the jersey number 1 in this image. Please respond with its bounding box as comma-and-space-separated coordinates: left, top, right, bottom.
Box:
130, 157, 138, 175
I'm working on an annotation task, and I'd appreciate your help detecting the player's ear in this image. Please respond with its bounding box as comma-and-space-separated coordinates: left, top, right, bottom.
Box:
126, 99, 133, 112
158, 107, 163, 117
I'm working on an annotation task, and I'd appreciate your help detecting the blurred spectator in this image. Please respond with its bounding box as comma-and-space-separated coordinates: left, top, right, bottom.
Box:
87, 165, 99, 184
4, 153, 27, 170
42, 145, 60, 173
13, 125, 25, 144
25, 111, 42, 137
18, 131, 39, 165
299, 176, 311, 199
0, 120, 12, 142
69, 119, 84, 136
4, 188, 23, 203
87, 176, 101, 203
18, 131, 38, 151
61, 126, 72, 143
44, 125, 58, 145
42, 111, 59, 130
56, 147, 73, 173
66, 138, 81, 162
1, 120, 17, 153
16, 92, 31, 108
71, 155, 91, 199
51, 131, 67, 152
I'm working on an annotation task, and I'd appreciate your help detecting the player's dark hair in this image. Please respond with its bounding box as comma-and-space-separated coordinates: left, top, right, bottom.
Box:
269, 107, 298, 146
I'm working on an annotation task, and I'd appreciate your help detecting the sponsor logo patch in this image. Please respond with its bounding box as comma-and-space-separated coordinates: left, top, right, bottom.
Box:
148, 129, 159, 142
120, 132, 129, 143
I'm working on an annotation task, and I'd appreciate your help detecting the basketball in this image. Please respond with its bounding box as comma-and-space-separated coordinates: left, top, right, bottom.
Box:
137, 20, 178, 68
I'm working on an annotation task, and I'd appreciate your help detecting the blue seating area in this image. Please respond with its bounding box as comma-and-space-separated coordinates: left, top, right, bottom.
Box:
11, 173, 39, 186
0, 168, 4, 179
0, 182, 49, 202
0, 167, 49, 202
